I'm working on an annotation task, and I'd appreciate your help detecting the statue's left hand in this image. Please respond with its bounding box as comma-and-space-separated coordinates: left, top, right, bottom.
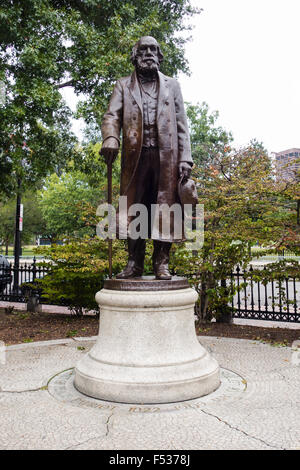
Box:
179, 162, 192, 181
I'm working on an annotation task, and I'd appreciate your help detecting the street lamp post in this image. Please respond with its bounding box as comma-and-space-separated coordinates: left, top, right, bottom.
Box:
13, 153, 27, 294
13, 176, 22, 293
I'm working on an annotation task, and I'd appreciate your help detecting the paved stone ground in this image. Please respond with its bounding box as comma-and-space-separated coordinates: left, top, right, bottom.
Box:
0, 335, 299, 450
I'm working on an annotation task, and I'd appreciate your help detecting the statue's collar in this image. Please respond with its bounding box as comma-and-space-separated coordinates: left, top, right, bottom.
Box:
137, 72, 158, 84
129, 71, 169, 118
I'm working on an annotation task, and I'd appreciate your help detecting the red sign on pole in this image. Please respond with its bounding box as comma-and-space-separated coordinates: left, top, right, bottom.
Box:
19, 204, 23, 232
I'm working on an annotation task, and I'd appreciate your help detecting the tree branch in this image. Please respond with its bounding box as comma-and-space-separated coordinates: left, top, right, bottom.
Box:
56, 80, 75, 89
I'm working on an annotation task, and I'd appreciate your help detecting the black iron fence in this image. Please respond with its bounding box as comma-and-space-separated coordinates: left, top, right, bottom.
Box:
0, 260, 299, 322
229, 266, 300, 323
0, 257, 49, 303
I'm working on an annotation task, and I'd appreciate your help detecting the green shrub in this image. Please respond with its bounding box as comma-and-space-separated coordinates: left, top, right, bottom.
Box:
35, 236, 154, 315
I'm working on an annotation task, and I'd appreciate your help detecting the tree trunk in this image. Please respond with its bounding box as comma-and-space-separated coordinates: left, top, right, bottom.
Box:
216, 278, 233, 324
197, 278, 214, 322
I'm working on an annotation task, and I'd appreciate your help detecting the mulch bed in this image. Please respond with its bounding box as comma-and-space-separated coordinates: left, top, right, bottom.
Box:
0, 309, 99, 345
0, 308, 299, 346
196, 322, 299, 347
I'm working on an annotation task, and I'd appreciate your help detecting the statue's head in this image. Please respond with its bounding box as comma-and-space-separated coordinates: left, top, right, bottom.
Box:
131, 36, 163, 75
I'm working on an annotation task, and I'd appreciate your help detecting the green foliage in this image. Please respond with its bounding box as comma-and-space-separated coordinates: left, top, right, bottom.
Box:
273, 160, 300, 255
0, 76, 77, 196
0, 149, 14, 200
172, 104, 300, 322
0, 199, 15, 250
248, 260, 300, 313
249, 260, 300, 281
32, 100, 299, 322
37, 138, 123, 240
34, 236, 155, 315
35, 237, 123, 315
38, 169, 106, 239
0, 191, 47, 252
0, 0, 199, 197
186, 102, 233, 171
73, 141, 121, 190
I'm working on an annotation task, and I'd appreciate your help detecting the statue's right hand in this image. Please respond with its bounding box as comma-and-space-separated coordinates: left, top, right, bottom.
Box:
100, 138, 119, 165
100, 147, 119, 165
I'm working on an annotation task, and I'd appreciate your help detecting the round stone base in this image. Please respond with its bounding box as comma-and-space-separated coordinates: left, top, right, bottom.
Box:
74, 283, 220, 404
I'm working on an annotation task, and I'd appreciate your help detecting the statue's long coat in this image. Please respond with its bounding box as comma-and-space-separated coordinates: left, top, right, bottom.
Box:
101, 70, 193, 242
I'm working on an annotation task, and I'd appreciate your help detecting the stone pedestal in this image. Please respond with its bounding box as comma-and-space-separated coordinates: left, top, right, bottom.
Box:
74, 277, 220, 404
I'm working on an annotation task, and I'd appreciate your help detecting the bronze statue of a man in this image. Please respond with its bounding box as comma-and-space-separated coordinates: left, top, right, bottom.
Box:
100, 36, 193, 280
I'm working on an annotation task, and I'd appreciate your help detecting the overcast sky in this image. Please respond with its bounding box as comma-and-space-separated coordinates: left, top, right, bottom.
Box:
63, 0, 300, 155
178, 0, 300, 154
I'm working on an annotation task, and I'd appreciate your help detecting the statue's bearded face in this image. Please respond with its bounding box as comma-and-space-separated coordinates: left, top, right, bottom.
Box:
135, 38, 160, 75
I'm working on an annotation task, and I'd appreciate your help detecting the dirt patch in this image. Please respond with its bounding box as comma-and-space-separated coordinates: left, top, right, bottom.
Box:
0, 308, 299, 346
0, 309, 99, 345
196, 322, 299, 347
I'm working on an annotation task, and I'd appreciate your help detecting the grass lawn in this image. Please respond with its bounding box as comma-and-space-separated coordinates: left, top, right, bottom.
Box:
0, 245, 39, 258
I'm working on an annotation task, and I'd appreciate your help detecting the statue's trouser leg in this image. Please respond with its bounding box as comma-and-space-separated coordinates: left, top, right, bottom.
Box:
153, 240, 172, 279
120, 146, 180, 278
127, 237, 146, 272
116, 238, 146, 278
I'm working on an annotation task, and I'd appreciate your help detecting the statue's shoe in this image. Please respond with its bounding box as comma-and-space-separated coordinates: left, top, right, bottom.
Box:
116, 266, 143, 279
154, 266, 172, 281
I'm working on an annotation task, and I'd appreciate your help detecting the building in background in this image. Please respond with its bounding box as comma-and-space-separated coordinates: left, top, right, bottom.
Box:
272, 148, 300, 182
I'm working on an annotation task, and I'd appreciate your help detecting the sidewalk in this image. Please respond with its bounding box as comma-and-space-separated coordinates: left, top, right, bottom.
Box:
0, 335, 299, 450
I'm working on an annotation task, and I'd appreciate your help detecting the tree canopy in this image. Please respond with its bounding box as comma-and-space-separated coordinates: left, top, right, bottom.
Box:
0, 191, 47, 253
0, 0, 199, 197
172, 103, 300, 321
186, 102, 233, 170
38, 168, 104, 239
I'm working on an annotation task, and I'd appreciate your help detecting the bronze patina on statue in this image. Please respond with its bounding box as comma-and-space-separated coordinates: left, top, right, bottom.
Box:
100, 36, 193, 281
74, 37, 220, 404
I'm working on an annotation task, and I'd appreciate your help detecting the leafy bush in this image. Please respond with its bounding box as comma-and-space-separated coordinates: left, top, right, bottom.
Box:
171, 246, 300, 322
35, 236, 154, 315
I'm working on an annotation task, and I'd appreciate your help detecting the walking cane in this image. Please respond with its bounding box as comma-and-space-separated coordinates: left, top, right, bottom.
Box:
107, 159, 113, 279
